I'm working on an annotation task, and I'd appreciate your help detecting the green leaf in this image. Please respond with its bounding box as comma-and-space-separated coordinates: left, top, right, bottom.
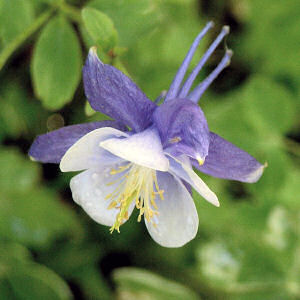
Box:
82, 7, 118, 51
84, 101, 96, 116
0, 147, 82, 248
0, 81, 47, 139
89, 0, 160, 47
113, 267, 199, 300
32, 15, 82, 110
0, 188, 82, 248
0, 0, 34, 45
241, 76, 295, 135
8, 262, 72, 300
0, 147, 40, 195
0, 242, 72, 300
237, 0, 300, 102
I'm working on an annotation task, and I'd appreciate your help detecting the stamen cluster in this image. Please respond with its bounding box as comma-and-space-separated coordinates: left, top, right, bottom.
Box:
106, 164, 164, 233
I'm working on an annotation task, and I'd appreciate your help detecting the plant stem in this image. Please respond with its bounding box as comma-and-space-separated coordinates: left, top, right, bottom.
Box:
284, 138, 300, 157
56, 2, 82, 23
0, 9, 54, 71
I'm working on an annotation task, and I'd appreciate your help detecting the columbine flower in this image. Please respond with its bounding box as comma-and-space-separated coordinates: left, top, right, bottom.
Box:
29, 22, 265, 247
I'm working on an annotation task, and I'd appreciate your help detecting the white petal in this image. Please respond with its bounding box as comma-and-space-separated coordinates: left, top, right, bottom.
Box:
60, 127, 128, 172
145, 172, 199, 248
70, 166, 134, 226
167, 154, 219, 207
100, 128, 169, 171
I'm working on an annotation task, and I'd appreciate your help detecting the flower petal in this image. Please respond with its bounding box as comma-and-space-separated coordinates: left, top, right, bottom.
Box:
153, 98, 209, 161
100, 128, 169, 172
60, 127, 128, 172
29, 121, 127, 164
83, 48, 156, 132
145, 172, 199, 248
194, 132, 266, 183
70, 167, 134, 226
167, 154, 219, 207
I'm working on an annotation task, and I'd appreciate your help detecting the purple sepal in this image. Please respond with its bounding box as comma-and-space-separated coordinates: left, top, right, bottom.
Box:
29, 121, 126, 164
194, 132, 265, 183
153, 98, 209, 160
181, 179, 192, 195
83, 49, 156, 132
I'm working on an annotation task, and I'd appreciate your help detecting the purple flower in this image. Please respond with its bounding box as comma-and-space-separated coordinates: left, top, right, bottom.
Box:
29, 22, 265, 247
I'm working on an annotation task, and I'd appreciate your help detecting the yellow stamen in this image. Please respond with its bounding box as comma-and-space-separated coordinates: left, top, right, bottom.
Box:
105, 164, 164, 233
197, 156, 205, 166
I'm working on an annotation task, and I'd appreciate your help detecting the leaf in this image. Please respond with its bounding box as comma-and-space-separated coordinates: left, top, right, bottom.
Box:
241, 76, 295, 135
0, 81, 47, 139
235, 0, 300, 115
84, 101, 96, 116
0, 188, 82, 249
0, 242, 72, 300
0, 0, 34, 45
32, 15, 82, 110
0, 147, 82, 248
0, 147, 40, 195
8, 262, 72, 300
89, 0, 160, 47
113, 267, 199, 300
82, 7, 118, 51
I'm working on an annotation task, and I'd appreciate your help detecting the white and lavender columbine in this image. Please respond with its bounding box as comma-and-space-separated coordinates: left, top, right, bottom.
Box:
29, 22, 265, 247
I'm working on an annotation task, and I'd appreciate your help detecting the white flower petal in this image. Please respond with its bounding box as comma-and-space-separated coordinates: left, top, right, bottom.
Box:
100, 128, 169, 171
167, 154, 219, 207
70, 166, 134, 226
60, 127, 128, 172
145, 172, 199, 248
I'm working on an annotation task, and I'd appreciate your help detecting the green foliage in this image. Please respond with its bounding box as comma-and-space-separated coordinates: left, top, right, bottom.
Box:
89, 0, 160, 47
0, 0, 299, 299
0, 242, 72, 299
113, 267, 199, 300
0, 0, 35, 45
32, 15, 81, 110
82, 7, 118, 52
0, 148, 83, 249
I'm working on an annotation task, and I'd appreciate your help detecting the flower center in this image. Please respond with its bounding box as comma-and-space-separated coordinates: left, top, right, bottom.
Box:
106, 163, 164, 233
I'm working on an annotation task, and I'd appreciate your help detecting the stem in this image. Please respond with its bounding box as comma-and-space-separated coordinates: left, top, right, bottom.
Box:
0, 9, 54, 71
284, 138, 300, 157
56, 2, 82, 23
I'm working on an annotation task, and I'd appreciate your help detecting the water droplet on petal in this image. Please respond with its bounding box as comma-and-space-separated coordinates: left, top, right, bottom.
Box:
86, 202, 93, 207
92, 173, 99, 181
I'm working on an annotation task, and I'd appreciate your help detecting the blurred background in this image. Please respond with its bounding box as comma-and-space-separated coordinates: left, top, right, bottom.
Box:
0, 0, 300, 299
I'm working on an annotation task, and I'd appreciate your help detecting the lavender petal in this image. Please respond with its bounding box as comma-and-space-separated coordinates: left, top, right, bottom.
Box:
83, 48, 156, 132
153, 98, 210, 160
193, 132, 266, 183
29, 120, 126, 164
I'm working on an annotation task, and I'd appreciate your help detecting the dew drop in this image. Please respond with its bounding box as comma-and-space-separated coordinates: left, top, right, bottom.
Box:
92, 173, 99, 181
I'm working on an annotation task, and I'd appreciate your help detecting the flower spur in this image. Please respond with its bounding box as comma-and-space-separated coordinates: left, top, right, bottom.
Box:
29, 22, 265, 247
